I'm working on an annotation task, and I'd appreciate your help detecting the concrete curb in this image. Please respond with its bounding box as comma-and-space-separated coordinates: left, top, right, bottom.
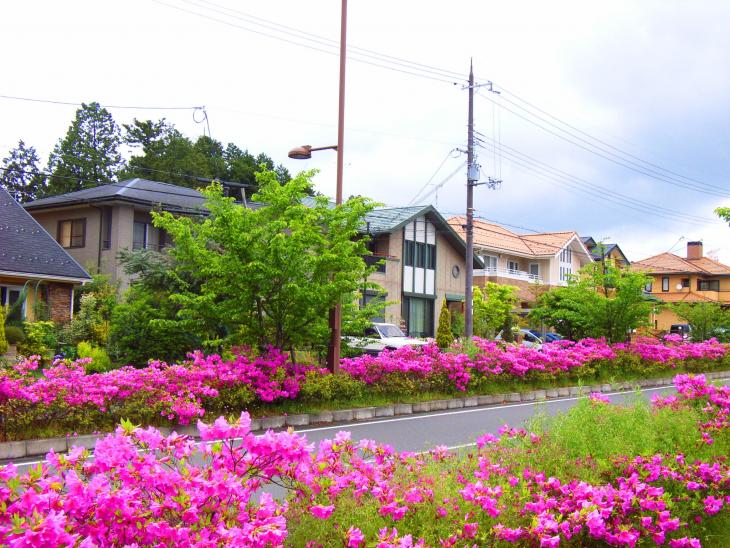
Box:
4, 370, 730, 461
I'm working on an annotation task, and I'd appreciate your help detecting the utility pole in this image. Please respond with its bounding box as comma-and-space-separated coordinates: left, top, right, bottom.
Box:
464, 61, 477, 338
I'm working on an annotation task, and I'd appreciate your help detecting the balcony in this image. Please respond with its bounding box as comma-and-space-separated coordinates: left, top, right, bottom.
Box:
364, 253, 390, 273
474, 267, 543, 284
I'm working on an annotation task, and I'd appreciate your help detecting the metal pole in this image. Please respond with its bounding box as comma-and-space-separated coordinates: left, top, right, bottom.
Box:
327, 0, 347, 373
464, 61, 475, 339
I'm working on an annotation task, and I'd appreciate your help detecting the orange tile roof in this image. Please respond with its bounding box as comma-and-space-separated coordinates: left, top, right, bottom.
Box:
633, 252, 730, 275
448, 217, 577, 257
652, 292, 715, 303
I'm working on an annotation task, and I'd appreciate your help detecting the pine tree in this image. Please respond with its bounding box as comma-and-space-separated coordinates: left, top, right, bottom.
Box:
0, 140, 46, 202
435, 299, 454, 349
45, 102, 123, 196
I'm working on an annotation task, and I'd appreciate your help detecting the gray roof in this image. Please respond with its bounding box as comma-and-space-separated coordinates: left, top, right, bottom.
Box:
0, 186, 91, 281
24, 178, 208, 214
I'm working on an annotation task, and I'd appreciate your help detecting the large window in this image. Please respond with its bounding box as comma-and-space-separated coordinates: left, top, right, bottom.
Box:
133, 221, 148, 250
482, 255, 497, 272
698, 279, 720, 291
403, 296, 433, 337
57, 219, 86, 248
404, 240, 415, 267
0, 286, 24, 321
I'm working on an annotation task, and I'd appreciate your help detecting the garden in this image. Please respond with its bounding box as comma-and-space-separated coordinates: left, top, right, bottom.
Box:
1, 335, 729, 442
1, 372, 728, 545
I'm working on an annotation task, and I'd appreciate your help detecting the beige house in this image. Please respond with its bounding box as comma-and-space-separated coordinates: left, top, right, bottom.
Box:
448, 217, 593, 309
633, 241, 730, 331
24, 178, 207, 290
362, 206, 480, 337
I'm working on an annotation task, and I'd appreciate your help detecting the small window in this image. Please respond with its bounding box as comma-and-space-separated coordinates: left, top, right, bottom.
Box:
101, 206, 112, 250
644, 282, 653, 293
133, 221, 148, 250
508, 260, 519, 272
681, 278, 690, 288
426, 243, 436, 269
529, 263, 539, 277
662, 277, 669, 292
404, 240, 415, 267
57, 219, 86, 248
483, 255, 497, 271
414, 242, 425, 268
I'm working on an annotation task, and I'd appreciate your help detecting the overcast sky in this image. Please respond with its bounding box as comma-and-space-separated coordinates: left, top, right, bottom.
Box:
1, 0, 729, 262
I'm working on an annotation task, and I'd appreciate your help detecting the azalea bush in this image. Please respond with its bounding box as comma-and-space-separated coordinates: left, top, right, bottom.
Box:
1, 374, 728, 545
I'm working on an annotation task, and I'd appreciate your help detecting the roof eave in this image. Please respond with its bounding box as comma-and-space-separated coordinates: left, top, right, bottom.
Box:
0, 269, 91, 284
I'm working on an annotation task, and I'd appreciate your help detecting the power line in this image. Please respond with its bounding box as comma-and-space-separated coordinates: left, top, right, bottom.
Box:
0, 94, 203, 111
408, 149, 459, 205
475, 91, 730, 199
473, 132, 719, 225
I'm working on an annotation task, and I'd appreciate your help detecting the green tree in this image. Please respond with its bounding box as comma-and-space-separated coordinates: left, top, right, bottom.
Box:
150, 168, 378, 352
673, 302, 730, 341
715, 206, 730, 224
46, 102, 123, 195
0, 307, 8, 354
435, 300, 454, 349
473, 283, 519, 339
0, 140, 46, 202
530, 260, 653, 343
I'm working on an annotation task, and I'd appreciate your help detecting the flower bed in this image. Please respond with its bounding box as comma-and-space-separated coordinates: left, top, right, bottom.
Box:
1, 374, 729, 545
1, 337, 728, 442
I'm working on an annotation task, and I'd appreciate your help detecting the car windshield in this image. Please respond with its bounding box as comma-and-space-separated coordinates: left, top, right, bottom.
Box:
377, 324, 406, 338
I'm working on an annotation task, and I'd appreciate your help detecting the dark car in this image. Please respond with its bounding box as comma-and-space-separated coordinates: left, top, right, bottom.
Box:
529, 330, 563, 343
669, 324, 692, 340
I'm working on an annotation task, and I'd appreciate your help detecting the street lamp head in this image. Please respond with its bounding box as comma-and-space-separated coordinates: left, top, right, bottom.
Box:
288, 145, 313, 160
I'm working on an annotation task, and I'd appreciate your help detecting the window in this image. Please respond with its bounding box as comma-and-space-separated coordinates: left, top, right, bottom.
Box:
360, 291, 386, 323
508, 260, 519, 272
57, 219, 86, 248
482, 255, 497, 272
681, 278, 690, 288
560, 266, 572, 282
560, 248, 572, 263
404, 240, 415, 267
698, 279, 720, 291
529, 263, 539, 277
403, 296, 434, 338
0, 286, 25, 321
133, 221, 148, 250
415, 242, 425, 268
644, 282, 653, 293
662, 276, 669, 292
425, 243, 436, 269
101, 206, 112, 250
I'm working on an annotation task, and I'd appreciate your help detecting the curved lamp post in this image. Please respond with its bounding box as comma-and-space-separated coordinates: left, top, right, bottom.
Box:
288, 0, 347, 373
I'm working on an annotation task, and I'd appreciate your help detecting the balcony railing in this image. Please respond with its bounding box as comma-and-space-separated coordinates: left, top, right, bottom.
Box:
474, 267, 543, 284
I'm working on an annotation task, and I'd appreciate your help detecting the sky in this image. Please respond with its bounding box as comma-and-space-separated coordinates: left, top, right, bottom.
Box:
1, 0, 729, 263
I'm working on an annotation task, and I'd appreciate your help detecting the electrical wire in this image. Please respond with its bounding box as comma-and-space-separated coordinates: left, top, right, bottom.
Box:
408, 150, 458, 205
473, 131, 718, 225
475, 91, 730, 198
0, 94, 203, 111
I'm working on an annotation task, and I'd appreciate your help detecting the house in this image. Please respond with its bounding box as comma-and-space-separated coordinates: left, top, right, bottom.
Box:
361, 205, 481, 337
581, 236, 630, 267
0, 186, 91, 323
447, 217, 593, 309
24, 178, 208, 290
632, 241, 730, 331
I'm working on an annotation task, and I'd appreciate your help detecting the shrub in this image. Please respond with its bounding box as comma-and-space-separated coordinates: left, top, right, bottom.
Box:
76, 341, 113, 373
16, 321, 56, 360
435, 300, 453, 349
0, 308, 7, 354
4, 325, 25, 345
299, 370, 366, 402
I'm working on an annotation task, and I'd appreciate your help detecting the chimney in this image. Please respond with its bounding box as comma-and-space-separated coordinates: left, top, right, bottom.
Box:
687, 241, 703, 260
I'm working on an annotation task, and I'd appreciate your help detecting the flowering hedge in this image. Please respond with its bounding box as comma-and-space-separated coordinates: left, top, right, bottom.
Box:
1, 374, 728, 545
1, 337, 728, 441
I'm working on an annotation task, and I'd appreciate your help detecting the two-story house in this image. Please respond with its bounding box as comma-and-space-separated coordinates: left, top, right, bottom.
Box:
1, 186, 91, 323
581, 236, 630, 267
24, 178, 207, 290
447, 217, 593, 310
361, 205, 481, 337
633, 241, 730, 331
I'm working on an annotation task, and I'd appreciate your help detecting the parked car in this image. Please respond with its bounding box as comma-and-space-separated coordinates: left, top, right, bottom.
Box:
344, 323, 428, 355
669, 324, 692, 340
496, 328, 543, 349
528, 330, 563, 343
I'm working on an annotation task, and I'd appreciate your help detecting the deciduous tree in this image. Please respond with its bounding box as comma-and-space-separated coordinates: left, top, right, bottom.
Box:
673, 302, 730, 342
473, 282, 519, 339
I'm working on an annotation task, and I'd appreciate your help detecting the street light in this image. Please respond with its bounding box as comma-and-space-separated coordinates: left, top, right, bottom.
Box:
288, 145, 338, 160
288, 0, 347, 374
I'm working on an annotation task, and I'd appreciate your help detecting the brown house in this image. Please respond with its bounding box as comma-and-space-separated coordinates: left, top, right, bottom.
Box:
633, 241, 730, 331
24, 178, 207, 290
0, 186, 91, 323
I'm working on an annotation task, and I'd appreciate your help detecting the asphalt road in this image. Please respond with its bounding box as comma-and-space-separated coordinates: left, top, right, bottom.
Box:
6, 384, 687, 475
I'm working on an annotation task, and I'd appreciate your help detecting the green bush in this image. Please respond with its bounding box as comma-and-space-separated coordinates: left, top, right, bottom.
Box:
0, 308, 7, 354
435, 300, 453, 349
76, 341, 113, 373
17, 321, 57, 361
450, 311, 464, 340
299, 370, 366, 402
4, 325, 26, 345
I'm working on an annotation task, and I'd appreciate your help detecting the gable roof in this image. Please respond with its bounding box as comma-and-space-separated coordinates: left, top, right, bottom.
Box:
24, 178, 208, 214
364, 205, 481, 267
447, 217, 582, 258
633, 252, 730, 276
581, 237, 630, 263
0, 187, 91, 282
